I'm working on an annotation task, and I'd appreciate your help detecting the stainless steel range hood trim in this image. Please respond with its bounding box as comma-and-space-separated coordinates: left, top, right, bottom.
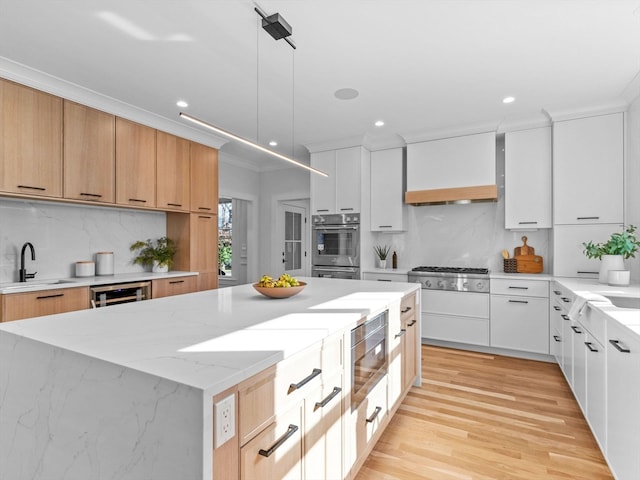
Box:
404, 184, 498, 206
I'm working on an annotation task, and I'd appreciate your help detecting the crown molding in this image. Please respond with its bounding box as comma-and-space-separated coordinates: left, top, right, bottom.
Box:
543, 100, 629, 123
622, 69, 640, 105
304, 134, 366, 153
495, 112, 552, 133
400, 121, 499, 144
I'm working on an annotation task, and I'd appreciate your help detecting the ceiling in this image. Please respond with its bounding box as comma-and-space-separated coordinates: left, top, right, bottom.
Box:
1, 0, 639, 171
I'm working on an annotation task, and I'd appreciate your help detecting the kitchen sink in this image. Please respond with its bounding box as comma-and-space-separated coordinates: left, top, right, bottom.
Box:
1, 279, 77, 291
604, 295, 640, 309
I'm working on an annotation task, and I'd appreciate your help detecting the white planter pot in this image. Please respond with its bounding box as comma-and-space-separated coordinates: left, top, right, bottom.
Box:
152, 261, 169, 273
599, 255, 625, 284
377, 259, 387, 269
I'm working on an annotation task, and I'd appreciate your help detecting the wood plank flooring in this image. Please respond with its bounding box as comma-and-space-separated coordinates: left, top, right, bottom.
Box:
355, 345, 613, 480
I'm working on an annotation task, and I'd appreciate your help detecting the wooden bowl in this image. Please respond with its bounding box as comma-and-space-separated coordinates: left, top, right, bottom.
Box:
253, 281, 306, 299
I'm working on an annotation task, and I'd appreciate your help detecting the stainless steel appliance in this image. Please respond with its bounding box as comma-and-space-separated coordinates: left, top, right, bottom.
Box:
90, 281, 151, 308
409, 266, 491, 346
312, 213, 360, 279
351, 310, 387, 410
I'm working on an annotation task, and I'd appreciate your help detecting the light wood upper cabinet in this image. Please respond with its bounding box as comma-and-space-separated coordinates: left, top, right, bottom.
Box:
116, 118, 156, 207
190, 142, 218, 213
64, 101, 115, 203
156, 131, 190, 211
0, 79, 63, 198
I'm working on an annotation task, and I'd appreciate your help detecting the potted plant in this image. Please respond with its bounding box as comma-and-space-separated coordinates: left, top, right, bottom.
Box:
130, 236, 177, 273
582, 225, 639, 284
374, 244, 391, 269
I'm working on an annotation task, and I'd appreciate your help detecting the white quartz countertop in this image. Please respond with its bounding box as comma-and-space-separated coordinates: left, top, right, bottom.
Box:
0, 277, 419, 396
491, 272, 554, 281
0, 271, 198, 294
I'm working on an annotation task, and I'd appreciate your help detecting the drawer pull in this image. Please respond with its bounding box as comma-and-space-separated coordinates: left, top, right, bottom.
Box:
577, 216, 599, 220
199, 215, 212, 219
508, 286, 529, 290
407, 320, 417, 327
316, 209, 329, 212
366, 406, 383, 423
288, 368, 322, 394
340, 208, 354, 211
17, 185, 46, 191
553, 306, 561, 311
36, 293, 64, 300
553, 335, 561, 342
258, 424, 299, 457
518, 221, 538, 225
571, 325, 582, 334
169, 280, 185, 285
508, 300, 529, 304
128, 198, 147, 203
585, 342, 599, 353
577, 271, 598, 275
167, 203, 182, 207
377, 279, 392, 282
314, 387, 342, 410
80, 192, 102, 198
378, 225, 393, 228
561, 297, 571, 303
197, 206, 211, 211
553, 290, 561, 295
395, 329, 407, 339
401, 306, 412, 313
609, 339, 631, 353
561, 314, 570, 321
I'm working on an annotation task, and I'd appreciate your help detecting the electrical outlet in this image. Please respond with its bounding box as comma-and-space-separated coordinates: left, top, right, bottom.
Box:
214, 394, 235, 448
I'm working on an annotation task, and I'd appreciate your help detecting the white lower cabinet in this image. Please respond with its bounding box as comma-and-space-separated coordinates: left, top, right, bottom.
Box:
584, 328, 606, 451
570, 320, 586, 411
422, 290, 489, 345
606, 316, 640, 480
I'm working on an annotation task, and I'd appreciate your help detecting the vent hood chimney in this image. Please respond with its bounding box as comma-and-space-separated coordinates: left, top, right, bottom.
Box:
404, 131, 498, 205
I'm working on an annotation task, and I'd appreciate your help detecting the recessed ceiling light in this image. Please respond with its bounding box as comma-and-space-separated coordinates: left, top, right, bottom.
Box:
269, 140, 278, 146
176, 100, 188, 108
374, 120, 385, 127
502, 96, 515, 104
334, 88, 359, 100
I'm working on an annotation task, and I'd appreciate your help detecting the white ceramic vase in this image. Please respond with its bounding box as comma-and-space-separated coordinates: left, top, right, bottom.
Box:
599, 254, 625, 284
377, 259, 387, 269
152, 260, 169, 273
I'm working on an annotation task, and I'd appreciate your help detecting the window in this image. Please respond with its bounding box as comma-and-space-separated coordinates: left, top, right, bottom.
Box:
218, 198, 232, 276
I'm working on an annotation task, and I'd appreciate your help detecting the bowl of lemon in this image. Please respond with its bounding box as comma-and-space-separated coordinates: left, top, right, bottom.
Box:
253, 274, 306, 299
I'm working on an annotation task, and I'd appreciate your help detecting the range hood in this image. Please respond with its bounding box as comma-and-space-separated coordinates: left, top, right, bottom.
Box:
404, 131, 498, 205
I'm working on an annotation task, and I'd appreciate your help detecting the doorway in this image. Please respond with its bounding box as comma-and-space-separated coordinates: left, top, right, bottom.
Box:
278, 200, 308, 277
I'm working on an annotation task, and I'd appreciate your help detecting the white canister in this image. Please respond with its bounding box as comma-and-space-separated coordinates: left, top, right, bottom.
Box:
95, 252, 114, 275
75, 261, 95, 277
608, 270, 631, 286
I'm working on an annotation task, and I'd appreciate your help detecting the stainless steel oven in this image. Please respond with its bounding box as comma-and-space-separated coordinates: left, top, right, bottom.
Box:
312, 213, 360, 278
90, 281, 151, 308
351, 310, 388, 410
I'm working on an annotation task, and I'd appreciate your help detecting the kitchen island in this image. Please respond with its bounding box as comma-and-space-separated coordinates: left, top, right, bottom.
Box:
0, 277, 421, 480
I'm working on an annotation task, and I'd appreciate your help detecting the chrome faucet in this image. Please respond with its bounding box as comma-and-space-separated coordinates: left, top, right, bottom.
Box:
19, 242, 37, 282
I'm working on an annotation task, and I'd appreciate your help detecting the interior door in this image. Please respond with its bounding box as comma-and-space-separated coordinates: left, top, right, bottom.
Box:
280, 203, 306, 277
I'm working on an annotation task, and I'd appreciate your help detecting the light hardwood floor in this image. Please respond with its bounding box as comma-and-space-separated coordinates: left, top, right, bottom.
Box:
356, 345, 613, 480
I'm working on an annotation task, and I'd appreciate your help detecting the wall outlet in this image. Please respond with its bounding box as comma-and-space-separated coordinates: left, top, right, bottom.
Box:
214, 393, 235, 448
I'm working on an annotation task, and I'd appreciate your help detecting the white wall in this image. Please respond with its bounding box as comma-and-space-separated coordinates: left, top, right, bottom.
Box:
626, 95, 640, 280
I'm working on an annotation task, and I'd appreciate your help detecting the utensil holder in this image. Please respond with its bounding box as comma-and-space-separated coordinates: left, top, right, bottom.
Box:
503, 258, 517, 273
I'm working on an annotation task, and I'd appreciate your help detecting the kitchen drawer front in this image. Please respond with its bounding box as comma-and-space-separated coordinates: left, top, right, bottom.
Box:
422, 313, 489, 346
422, 290, 489, 318
550, 283, 575, 308
151, 276, 197, 299
491, 278, 548, 297
350, 375, 388, 466
1, 286, 90, 322
363, 272, 409, 282
579, 303, 607, 345
400, 292, 416, 322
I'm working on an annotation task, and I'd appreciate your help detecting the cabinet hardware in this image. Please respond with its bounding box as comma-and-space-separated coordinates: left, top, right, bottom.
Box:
553, 306, 561, 311
258, 424, 299, 457
561, 297, 571, 303
316, 209, 329, 212
36, 293, 64, 300
518, 221, 538, 225
571, 325, 582, 334
80, 192, 102, 198
508, 300, 529, 304
395, 329, 407, 339
508, 286, 528, 290
377, 279, 392, 282
314, 387, 342, 410
609, 339, 631, 353
561, 314, 570, 321
167, 203, 182, 207
407, 320, 417, 327
553, 290, 561, 295
401, 306, 412, 313
17, 185, 45, 191
577, 271, 598, 275
553, 335, 561, 342
585, 342, 599, 353
198, 215, 212, 219
577, 216, 599, 220
288, 368, 322, 394
197, 207, 211, 210
169, 280, 184, 285
366, 406, 382, 423
340, 208, 354, 211
378, 225, 392, 228
128, 198, 147, 203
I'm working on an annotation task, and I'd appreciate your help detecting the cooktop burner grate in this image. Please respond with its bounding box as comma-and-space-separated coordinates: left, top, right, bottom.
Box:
411, 266, 489, 275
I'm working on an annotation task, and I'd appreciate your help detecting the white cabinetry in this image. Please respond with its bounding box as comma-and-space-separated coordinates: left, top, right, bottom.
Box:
362, 271, 408, 282
370, 148, 405, 231
504, 127, 551, 229
490, 278, 549, 354
553, 113, 623, 225
310, 146, 366, 215
606, 317, 640, 480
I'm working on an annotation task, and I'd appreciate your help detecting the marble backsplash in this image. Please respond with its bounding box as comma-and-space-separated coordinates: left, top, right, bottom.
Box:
0, 198, 165, 283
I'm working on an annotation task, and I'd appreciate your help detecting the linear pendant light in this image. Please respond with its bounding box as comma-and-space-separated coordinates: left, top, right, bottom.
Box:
179, 112, 328, 177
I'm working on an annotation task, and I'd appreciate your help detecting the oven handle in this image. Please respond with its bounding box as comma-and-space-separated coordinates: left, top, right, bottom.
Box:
313, 267, 358, 273
313, 225, 359, 230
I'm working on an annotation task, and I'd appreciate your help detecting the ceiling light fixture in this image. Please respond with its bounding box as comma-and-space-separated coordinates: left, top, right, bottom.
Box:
176, 100, 188, 108
269, 140, 278, 146
179, 113, 327, 177
502, 96, 515, 104
374, 120, 385, 127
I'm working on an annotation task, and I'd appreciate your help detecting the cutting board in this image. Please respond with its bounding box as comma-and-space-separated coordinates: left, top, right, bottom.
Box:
513, 236, 534, 257
515, 254, 544, 273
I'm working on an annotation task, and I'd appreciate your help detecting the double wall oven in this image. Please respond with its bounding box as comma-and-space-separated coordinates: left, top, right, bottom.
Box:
311, 213, 360, 279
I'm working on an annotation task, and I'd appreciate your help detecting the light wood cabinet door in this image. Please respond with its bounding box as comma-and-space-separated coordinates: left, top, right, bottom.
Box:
401, 293, 418, 391
116, 118, 156, 207
0, 79, 63, 197
156, 131, 190, 211
1, 287, 89, 322
190, 142, 218, 213
191, 213, 217, 273
151, 276, 197, 299
64, 101, 115, 203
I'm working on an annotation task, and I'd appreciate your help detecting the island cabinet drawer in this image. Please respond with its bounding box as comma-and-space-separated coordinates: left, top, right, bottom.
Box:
491, 279, 548, 297
400, 293, 416, 322
1, 287, 90, 322
239, 343, 324, 445
151, 276, 197, 298
349, 375, 388, 469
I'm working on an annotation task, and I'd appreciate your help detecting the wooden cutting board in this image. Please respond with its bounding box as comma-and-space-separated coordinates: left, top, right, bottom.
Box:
513, 236, 534, 257
515, 254, 544, 273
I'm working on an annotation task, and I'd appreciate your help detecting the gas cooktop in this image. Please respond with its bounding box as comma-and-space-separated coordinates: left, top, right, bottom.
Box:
408, 266, 490, 292
411, 266, 489, 275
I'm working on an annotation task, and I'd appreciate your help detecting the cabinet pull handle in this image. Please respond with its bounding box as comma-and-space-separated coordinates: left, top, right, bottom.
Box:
198, 215, 212, 219
366, 406, 383, 423
408, 320, 417, 327
553, 290, 561, 295
316, 209, 329, 212
561, 297, 571, 303
553, 335, 561, 342
561, 314, 570, 321
395, 329, 407, 339
518, 221, 538, 225
169, 280, 184, 285
258, 424, 299, 457
378, 225, 393, 228
553, 306, 561, 311
340, 208, 354, 211
128, 198, 147, 203
377, 279, 392, 282
167, 203, 182, 207
401, 306, 412, 313
36, 293, 64, 300
577, 271, 598, 275
585, 342, 599, 353
197, 207, 211, 211
80, 192, 103, 198
508, 286, 528, 290
508, 299, 529, 304
609, 339, 630, 353
577, 216, 599, 220
571, 325, 582, 334
288, 368, 322, 394
17, 185, 46, 191
314, 387, 342, 410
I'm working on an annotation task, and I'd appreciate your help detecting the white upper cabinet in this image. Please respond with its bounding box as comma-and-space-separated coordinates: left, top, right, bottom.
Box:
504, 127, 552, 229
310, 146, 364, 215
553, 113, 623, 225
370, 148, 405, 231
553, 224, 622, 278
